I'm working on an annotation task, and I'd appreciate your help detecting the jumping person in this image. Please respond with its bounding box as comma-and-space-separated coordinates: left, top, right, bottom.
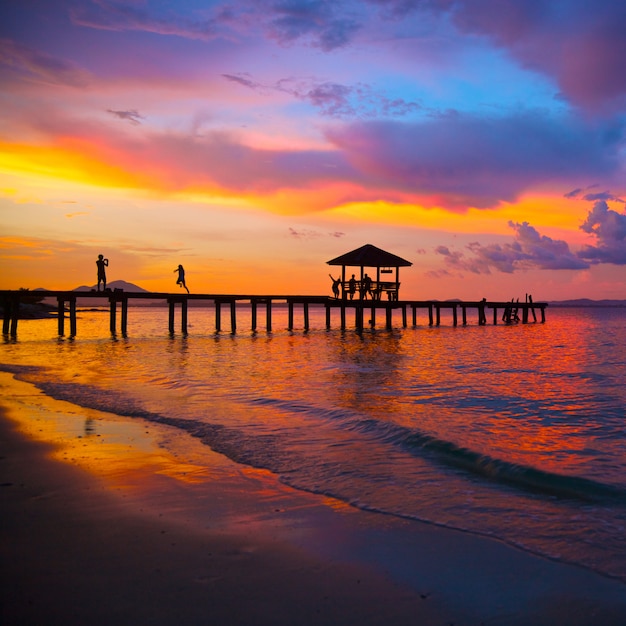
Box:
174, 264, 189, 293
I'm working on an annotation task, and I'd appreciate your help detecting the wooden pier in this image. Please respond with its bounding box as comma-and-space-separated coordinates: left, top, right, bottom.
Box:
1, 290, 547, 338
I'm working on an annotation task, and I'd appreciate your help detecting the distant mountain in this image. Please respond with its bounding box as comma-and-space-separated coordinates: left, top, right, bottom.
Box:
73, 280, 150, 293
548, 299, 626, 307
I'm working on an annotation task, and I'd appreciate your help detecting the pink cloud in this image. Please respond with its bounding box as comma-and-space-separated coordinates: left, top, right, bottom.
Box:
430, 0, 626, 114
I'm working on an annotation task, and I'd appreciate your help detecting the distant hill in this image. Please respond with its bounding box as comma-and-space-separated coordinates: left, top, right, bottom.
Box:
73, 280, 150, 293
549, 299, 626, 307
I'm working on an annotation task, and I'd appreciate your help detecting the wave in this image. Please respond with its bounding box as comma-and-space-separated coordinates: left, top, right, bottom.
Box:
401, 431, 626, 502
5, 364, 625, 505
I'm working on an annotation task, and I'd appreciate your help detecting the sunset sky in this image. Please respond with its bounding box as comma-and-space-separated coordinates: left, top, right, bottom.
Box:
1, 0, 625, 300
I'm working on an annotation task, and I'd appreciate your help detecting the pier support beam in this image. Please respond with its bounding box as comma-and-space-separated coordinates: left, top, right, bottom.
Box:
167, 297, 188, 335
251, 300, 258, 331
215, 301, 221, 332
230, 300, 236, 334
266, 300, 272, 332
452, 305, 457, 327
428, 305, 433, 327
3, 295, 19, 337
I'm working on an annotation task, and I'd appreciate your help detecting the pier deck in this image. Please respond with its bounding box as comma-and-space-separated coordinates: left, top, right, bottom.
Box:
1, 290, 546, 338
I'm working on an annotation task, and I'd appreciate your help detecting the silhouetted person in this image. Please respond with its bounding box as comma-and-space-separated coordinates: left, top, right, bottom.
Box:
96, 254, 108, 292
348, 274, 356, 300
329, 274, 341, 298
174, 264, 189, 293
361, 273, 372, 299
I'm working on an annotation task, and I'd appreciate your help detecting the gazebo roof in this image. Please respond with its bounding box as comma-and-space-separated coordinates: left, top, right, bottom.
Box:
327, 244, 412, 268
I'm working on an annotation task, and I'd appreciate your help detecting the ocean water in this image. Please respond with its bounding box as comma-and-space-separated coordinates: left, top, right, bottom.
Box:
2, 304, 626, 583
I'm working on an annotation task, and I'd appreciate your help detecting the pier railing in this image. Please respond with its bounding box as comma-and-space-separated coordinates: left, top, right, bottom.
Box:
1, 290, 546, 338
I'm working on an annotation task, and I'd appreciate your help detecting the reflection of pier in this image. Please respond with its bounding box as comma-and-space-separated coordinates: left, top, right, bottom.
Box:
1, 290, 547, 337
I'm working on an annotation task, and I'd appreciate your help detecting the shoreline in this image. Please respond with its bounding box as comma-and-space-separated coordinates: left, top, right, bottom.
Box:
2, 372, 626, 625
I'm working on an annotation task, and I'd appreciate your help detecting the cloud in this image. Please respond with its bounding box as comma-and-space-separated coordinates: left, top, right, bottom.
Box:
325, 110, 624, 209
106, 109, 145, 125
419, 0, 626, 114
0, 38, 90, 87
224, 73, 420, 119
435, 221, 589, 275
578, 200, 626, 265
69, 0, 219, 41
265, 0, 362, 51
289, 227, 346, 239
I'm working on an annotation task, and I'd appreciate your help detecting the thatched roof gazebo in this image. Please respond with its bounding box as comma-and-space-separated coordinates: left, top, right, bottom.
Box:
327, 244, 412, 300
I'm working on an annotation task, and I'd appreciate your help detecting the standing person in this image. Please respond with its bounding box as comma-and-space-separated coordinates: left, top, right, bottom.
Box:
362, 273, 372, 300
96, 254, 108, 292
348, 274, 356, 300
329, 274, 341, 298
174, 264, 189, 293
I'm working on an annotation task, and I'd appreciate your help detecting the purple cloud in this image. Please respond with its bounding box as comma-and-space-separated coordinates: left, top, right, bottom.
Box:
70, 0, 219, 40
420, 0, 626, 114
106, 109, 144, 125
266, 0, 362, 51
326, 111, 624, 209
578, 201, 626, 265
224, 73, 420, 119
0, 38, 90, 87
435, 221, 589, 275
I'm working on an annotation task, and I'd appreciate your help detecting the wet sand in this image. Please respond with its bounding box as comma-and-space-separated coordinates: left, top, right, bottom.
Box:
1, 372, 625, 625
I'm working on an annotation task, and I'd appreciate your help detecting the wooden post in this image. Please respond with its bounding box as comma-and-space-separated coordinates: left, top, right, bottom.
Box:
182, 299, 188, 334
493, 307, 498, 325
355, 304, 363, 331
462, 306, 467, 326
385, 305, 392, 330
168, 299, 175, 333
215, 301, 222, 332
541, 306, 546, 323
57, 297, 65, 336
370, 306, 376, 328
402, 305, 407, 328
428, 304, 433, 327
9, 296, 19, 337
69, 298, 77, 336
2, 295, 11, 335
251, 300, 257, 331
325, 303, 331, 330
120, 297, 128, 335
412, 305, 416, 327
110, 299, 117, 334
522, 306, 528, 324
436, 305, 441, 326
452, 305, 457, 327
288, 301, 294, 331
304, 302, 310, 331
266, 300, 272, 332
230, 300, 236, 334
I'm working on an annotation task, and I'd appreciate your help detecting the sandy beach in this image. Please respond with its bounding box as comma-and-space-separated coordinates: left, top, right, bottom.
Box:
2, 372, 626, 626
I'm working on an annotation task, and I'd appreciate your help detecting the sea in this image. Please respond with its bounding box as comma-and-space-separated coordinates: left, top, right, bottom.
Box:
2, 304, 626, 584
